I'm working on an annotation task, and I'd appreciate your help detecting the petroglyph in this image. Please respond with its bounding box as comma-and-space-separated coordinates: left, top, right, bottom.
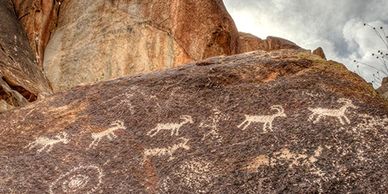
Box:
238, 105, 286, 133
144, 138, 190, 161
25, 132, 69, 153
147, 115, 193, 137
200, 109, 229, 142
49, 165, 103, 194
88, 120, 126, 149
160, 159, 218, 193
308, 98, 358, 125
102, 92, 135, 114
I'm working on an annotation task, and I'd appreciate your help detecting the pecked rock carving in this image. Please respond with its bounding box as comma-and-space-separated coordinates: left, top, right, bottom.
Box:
25, 132, 69, 153
308, 98, 358, 125
147, 115, 193, 137
88, 120, 126, 149
238, 105, 286, 133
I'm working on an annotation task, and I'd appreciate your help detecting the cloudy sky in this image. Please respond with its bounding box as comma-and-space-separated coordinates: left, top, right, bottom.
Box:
224, 0, 388, 88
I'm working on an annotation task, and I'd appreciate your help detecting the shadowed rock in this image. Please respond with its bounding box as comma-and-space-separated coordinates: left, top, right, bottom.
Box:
0, 50, 387, 193
377, 77, 388, 100
0, 0, 52, 113
313, 47, 327, 60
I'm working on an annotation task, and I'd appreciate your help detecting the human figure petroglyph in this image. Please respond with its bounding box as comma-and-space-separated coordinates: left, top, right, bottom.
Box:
144, 137, 190, 161
102, 92, 135, 114
88, 120, 126, 149
200, 109, 228, 142
25, 132, 69, 153
237, 105, 286, 133
147, 115, 193, 137
308, 98, 358, 125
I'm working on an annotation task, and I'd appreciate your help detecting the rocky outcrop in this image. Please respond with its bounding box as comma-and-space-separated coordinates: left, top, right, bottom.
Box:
43, 0, 239, 92
12, 0, 61, 67
312, 47, 327, 60
238, 32, 302, 53
1, 50, 386, 193
377, 77, 388, 99
0, 0, 52, 113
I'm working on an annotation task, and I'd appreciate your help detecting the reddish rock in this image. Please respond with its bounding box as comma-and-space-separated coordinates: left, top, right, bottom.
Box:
12, 0, 61, 67
0, 0, 52, 113
0, 50, 386, 193
377, 77, 388, 99
43, 0, 239, 91
312, 47, 327, 60
238, 32, 302, 53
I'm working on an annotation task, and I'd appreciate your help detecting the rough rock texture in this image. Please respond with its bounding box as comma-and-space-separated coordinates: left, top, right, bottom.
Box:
43, 0, 239, 92
377, 77, 388, 99
1, 50, 387, 193
0, 0, 52, 113
238, 32, 302, 53
312, 47, 327, 60
12, 0, 61, 67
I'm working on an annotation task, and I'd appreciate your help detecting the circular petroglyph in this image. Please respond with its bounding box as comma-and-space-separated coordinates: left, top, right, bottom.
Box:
49, 165, 103, 194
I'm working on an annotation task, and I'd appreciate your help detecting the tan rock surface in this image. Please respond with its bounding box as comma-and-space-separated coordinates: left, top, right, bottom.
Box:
43, 0, 239, 92
238, 32, 302, 53
312, 47, 327, 60
377, 77, 388, 99
0, 0, 52, 113
12, 0, 61, 67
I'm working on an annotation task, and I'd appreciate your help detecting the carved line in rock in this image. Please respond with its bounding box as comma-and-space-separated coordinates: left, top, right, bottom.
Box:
49, 165, 103, 194
238, 105, 287, 133
147, 115, 193, 137
88, 120, 126, 149
308, 98, 358, 125
144, 137, 191, 161
25, 132, 69, 153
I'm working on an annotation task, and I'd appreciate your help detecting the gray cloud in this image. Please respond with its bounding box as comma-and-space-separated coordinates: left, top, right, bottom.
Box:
224, 0, 388, 87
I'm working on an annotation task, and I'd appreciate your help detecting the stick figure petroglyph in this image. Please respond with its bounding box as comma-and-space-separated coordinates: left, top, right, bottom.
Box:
308, 98, 358, 125
200, 109, 228, 142
144, 137, 190, 161
147, 115, 193, 137
238, 105, 286, 133
25, 132, 69, 153
88, 120, 126, 149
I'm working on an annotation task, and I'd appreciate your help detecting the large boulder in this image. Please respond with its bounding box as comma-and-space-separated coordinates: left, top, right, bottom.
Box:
0, 50, 387, 193
238, 32, 302, 53
12, 0, 61, 67
0, 0, 52, 113
43, 0, 239, 92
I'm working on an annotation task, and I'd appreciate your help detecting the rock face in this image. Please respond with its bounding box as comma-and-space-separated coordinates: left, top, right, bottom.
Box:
238, 32, 302, 53
12, 0, 61, 67
377, 77, 388, 99
312, 47, 327, 60
0, 0, 52, 113
43, 0, 239, 92
1, 50, 387, 193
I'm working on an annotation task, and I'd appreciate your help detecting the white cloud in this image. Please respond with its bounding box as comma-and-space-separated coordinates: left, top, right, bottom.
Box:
224, 0, 388, 88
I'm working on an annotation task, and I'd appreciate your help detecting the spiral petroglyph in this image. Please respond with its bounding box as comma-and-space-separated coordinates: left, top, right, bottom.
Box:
49, 165, 103, 194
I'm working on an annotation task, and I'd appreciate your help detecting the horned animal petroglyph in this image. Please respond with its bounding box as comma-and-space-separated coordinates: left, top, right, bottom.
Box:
144, 137, 190, 161
238, 105, 286, 133
88, 120, 126, 149
25, 132, 69, 153
147, 115, 193, 137
308, 98, 358, 125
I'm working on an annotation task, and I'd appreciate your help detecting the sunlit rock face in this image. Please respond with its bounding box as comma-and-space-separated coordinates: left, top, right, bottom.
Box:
43, 0, 239, 92
1, 50, 386, 193
377, 77, 388, 100
0, 0, 52, 113
238, 32, 302, 53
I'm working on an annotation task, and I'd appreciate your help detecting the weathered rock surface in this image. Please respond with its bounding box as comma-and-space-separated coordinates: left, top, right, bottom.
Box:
1, 50, 387, 193
12, 0, 61, 67
43, 0, 239, 92
0, 0, 52, 113
312, 47, 327, 60
238, 32, 302, 53
377, 77, 388, 99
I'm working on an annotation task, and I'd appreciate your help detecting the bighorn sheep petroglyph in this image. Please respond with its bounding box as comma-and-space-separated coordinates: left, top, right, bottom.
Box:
88, 120, 126, 149
144, 137, 190, 161
147, 115, 194, 137
25, 132, 70, 153
308, 98, 358, 125
238, 105, 286, 133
